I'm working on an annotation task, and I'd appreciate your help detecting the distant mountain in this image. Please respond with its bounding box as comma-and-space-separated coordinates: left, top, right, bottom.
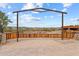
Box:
7, 26, 61, 31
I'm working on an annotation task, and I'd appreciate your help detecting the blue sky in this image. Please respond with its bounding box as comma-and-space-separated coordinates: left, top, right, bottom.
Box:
0, 3, 79, 27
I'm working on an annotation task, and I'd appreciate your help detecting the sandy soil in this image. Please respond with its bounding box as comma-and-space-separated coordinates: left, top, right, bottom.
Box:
0, 38, 79, 56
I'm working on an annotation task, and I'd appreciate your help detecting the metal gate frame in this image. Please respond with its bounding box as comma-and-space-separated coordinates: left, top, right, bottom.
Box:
13, 8, 67, 42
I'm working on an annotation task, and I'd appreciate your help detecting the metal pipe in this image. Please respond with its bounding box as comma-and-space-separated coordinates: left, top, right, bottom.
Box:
13, 8, 67, 14
16, 12, 19, 42
62, 13, 64, 40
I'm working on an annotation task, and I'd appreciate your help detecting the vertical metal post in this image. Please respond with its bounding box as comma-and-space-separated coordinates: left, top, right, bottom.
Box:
62, 13, 64, 40
16, 12, 19, 42
0, 20, 3, 45
6, 33, 7, 43
0, 35, 1, 45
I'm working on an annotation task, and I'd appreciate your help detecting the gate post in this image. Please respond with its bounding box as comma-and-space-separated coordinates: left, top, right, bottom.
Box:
61, 13, 64, 40
16, 12, 19, 42
0, 21, 3, 45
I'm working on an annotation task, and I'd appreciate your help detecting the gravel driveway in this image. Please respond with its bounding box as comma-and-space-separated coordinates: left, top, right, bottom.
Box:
0, 38, 79, 56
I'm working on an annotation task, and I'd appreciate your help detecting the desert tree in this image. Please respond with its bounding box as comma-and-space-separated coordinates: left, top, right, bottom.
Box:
0, 11, 12, 32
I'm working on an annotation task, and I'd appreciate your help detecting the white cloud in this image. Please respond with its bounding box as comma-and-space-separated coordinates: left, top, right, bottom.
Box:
21, 3, 44, 15
50, 16, 54, 19
52, 8, 57, 10
7, 5, 11, 9
22, 3, 35, 10
8, 14, 17, 26
62, 3, 73, 12
62, 8, 67, 12
62, 3, 73, 8
44, 16, 54, 20
20, 14, 41, 22
70, 18, 79, 21
67, 18, 79, 25
44, 16, 47, 19
0, 3, 8, 8
22, 3, 44, 10
20, 14, 32, 22
32, 11, 39, 14
21, 3, 44, 19
8, 13, 41, 26
35, 3, 43, 7
6, 12, 12, 16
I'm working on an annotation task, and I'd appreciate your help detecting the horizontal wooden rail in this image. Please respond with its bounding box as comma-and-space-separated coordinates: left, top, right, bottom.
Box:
6, 31, 75, 39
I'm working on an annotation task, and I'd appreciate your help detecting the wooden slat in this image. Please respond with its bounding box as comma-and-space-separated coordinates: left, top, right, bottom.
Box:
6, 31, 75, 39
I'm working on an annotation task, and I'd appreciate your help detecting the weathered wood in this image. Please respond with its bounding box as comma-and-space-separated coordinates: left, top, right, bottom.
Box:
6, 32, 74, 39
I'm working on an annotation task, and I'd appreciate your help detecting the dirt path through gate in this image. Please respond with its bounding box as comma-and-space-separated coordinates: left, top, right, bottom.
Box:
0, 38, 79, 56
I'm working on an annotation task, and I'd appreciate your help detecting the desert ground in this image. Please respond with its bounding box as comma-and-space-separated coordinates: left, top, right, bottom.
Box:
0, 38, 79, 56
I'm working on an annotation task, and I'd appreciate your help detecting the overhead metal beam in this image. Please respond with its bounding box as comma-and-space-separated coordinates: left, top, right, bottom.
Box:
13, 8, 67, 14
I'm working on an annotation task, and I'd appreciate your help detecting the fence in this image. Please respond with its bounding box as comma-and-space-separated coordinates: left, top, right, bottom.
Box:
6, 30, 75, 40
